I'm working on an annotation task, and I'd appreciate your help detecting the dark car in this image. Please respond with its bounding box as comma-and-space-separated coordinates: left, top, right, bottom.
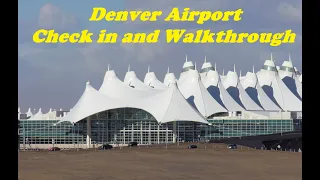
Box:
48, 147, 60, 151
128, 142, 138, 147
227, 144, 237, 149
188, 145, 197, 149
98, 144, 113, 150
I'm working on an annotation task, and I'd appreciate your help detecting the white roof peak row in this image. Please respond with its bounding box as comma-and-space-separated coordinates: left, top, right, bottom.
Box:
22, 57, 301, 121
19, 107, 65, 115
19, 107, 67, 120
60, 57, 301, 124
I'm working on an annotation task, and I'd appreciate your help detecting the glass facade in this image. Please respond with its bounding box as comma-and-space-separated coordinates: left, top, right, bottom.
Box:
204, 119, 294, 139
19, 120, 83, 145
78, 108, 175, 144
18, 108, 297, 147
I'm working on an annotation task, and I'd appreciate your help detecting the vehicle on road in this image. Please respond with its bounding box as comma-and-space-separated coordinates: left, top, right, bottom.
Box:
48, 147, 60, 151
188, 145, 198, 149
227, 144, 237, 149
128, 142, 138, 147
98, 144, 113, 150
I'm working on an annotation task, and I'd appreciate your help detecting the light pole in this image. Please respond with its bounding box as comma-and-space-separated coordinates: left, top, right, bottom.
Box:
280, 110, 283, 136
77, 123, 79, 150
22, 122, 26, 151
97, 122, 100, 145
177, 121, 180, 146
209, 123, 212, 140
53, 124, 56, 150
102, 122, 104, 145
165, 123, 168, 149
72, 123, 75, 149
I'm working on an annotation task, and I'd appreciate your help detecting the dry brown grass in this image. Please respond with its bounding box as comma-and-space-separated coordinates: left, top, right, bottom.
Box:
18, 143, 301, 180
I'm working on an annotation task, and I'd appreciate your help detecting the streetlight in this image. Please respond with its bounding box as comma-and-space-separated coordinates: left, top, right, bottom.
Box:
177, 121, 180, 146
72, 123, 75, 149
97, 122, 100, 145
22, 121, 26, 151
77, 123, 80, 150
209, 123, 212, 140
53, 124, 56, 150
102, 122, 104, 145
165, 123, 168, 149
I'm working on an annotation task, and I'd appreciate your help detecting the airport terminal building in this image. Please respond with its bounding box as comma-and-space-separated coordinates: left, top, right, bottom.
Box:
18, 55, 302, 149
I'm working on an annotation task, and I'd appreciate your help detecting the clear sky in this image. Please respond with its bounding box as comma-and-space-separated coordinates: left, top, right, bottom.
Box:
18, 0, 302, 112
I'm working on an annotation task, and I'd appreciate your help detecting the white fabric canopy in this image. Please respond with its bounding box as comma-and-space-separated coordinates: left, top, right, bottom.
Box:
257, 60, 302, 112
178, 69, 228, 117
60, 70, 208, 124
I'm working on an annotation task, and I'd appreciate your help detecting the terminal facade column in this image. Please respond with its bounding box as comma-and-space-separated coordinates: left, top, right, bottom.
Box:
86, 116, 92, 148
172, 121, 177, 143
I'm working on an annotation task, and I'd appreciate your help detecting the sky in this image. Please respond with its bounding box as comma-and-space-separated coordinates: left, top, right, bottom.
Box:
18, 0, 302, 112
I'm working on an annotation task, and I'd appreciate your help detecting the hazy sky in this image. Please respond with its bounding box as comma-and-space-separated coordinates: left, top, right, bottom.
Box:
18, 0, 302, 112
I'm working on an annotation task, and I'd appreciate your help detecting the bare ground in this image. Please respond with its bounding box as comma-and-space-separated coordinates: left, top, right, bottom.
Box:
18, 143, 301, 180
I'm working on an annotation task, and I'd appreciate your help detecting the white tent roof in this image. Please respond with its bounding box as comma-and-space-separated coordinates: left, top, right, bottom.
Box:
100, 70, 159, 99
29, 108, 44, 120
178, 69, 227, 117
240, 71, 281, 111
41, 108, 58, 120
221, 66, 263, 111
257, 59, 302, 112
200, 63, 244, 112
299, 74, 302, 83
124, 70, 153, 90
164, 67, 177, 87
60, 71, 208, 124
278, 59, 302, 99
199, 57, 215, 76
60, 81, 126, 124
26, 108, 33, 118
179, 56, 195, 81
294, 67, 301, 76
144, 67, 167, 89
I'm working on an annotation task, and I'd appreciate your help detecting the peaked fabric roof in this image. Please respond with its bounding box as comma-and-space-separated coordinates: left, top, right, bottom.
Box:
257, 60, 302, 112
144, 71, 168, 89
200, 66, 244, 112
41, 108, 59, 120
100, 70, 159, 99
60, 71, 208, 124
278, 60, 302, 99
299, 74, 302, 83
164, 69, 177, 87
240, 71, 281, 111
29, 108, 44, 120
179, 60, 195, 81
178, 69, 227, 117
221, 70, 263, 111
124, 71, 152, 90
26, 108, 33, 118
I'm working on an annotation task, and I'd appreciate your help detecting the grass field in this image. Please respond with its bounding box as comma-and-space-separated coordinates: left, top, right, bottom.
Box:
18, 143, 301, 180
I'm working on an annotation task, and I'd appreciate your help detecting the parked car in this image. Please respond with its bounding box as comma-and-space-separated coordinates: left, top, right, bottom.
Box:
188, 145, 198, 149
227, 144, 237, 149
128, 142, 138, 147
48, 147, 60, 151
98, 144, 113, 150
